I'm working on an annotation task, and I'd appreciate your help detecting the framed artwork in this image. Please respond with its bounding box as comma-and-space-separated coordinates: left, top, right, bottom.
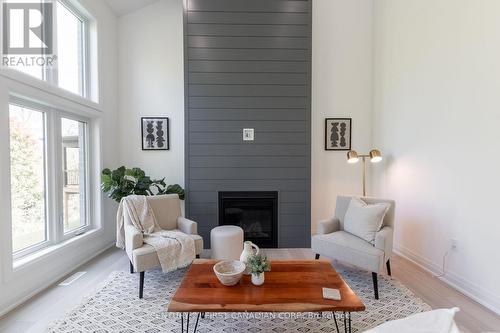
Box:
141, 117, 169, 150
325, 118, 351, 151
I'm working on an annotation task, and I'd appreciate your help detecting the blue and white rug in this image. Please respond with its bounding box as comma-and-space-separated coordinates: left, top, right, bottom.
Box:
49, 264, 431, 332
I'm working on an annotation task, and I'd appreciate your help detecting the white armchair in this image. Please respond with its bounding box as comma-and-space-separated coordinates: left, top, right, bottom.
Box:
125, 194, 204, 298
312, 195, 395, 299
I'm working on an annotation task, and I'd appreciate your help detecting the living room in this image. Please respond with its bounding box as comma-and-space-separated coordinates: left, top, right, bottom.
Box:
0, 0, 499, 332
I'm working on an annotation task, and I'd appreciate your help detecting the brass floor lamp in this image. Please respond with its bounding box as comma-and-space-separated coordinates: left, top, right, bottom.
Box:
347, 149, 382, 196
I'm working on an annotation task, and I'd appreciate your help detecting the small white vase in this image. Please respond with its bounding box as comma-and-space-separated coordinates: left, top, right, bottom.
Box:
240, 241, 259, 275
251, 272, 265, 286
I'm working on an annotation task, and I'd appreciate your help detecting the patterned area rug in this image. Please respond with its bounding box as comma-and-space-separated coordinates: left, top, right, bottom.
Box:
49, 264, 430, 332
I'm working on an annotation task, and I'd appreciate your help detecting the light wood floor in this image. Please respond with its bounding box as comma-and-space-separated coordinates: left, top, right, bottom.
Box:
0, 248, 499, 333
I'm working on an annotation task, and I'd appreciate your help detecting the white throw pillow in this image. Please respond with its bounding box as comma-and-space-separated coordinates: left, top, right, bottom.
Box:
343, 197, 389, 244
363, 307, 460, 333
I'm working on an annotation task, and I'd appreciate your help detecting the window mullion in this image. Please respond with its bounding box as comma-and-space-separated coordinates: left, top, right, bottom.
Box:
49, 111, 63, 243
79, 123, 87, 229
49, 1, 59, 88
76, 17, 84, 97
82, 21, 90, 99
45, 110, 55, 245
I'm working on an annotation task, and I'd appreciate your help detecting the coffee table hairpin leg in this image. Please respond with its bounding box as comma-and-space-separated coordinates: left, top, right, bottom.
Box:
180, 312, 201, 333
332, 312, 352, 333
181, 311, 350, 333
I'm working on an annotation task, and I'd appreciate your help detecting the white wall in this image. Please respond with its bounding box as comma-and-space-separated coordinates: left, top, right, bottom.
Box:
0, 0, 119, 316
117, 0, 185, 185
373, 0, 500, 314
311, 0, 374, 232
117, 0, 375, 231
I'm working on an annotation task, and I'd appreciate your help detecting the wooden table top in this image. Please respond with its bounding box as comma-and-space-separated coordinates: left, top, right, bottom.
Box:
167, 259, 365, 313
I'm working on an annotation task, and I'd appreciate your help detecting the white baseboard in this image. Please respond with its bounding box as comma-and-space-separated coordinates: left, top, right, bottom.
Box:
395, 243, 500, 316
0, 242, 115, 318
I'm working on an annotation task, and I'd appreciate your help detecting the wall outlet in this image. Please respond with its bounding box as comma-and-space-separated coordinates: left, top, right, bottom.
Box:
451, 238, 458, 250
243, 128, 254, 141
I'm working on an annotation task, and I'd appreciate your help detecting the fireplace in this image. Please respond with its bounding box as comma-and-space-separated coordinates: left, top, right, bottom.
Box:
218, 191, 278, 248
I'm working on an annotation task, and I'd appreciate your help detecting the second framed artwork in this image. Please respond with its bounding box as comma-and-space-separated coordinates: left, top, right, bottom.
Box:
325, 118, 351, 151
141, 117, 169, 150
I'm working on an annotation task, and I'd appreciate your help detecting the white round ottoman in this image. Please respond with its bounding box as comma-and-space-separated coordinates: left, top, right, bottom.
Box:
210, 226, 244, 260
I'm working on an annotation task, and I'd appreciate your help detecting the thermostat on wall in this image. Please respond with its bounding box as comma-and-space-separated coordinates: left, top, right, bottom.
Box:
243, 128, 254, 141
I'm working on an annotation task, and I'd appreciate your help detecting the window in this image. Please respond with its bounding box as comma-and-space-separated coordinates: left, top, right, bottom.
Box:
3, 0, 90, 98
9, 104, 48, 253
56, 1, 86, 96
61, 118, 87, 233
9, 99, 90, 258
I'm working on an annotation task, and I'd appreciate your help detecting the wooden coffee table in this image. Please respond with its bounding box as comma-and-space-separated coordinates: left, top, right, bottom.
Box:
168, 259, 365, 333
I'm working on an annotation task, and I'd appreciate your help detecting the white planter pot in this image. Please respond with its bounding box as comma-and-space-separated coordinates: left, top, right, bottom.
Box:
251, 272, 265, 286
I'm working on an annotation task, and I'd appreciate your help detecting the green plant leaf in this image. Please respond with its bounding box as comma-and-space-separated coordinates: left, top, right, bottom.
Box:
111, 166, 126, 182
125, 167, 145, 179
247, 254, 271, 274
101, 174, 112, 192
165, 184, 185, 200
101, 167, 186, 203
136, 177, 152, 191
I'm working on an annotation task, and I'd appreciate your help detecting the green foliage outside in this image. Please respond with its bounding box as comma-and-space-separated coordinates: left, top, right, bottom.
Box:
101, 166, 185, 203
10, 117, 46, 252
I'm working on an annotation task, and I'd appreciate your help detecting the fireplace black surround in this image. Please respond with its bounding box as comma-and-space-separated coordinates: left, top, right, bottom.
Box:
219, 191, 278, 248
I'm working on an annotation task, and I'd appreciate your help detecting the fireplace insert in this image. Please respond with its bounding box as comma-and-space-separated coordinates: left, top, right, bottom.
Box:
218, 191, 278, 248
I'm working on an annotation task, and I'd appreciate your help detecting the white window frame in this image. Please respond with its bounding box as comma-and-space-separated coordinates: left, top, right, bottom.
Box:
8, 101, 51, 259
9, 96, 92, 260
57, 110, 90, 241
2, 0, 92, 99
52, 0, 91, 98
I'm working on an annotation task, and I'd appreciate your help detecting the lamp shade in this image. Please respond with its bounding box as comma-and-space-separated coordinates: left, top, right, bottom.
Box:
369, 149, 382, 163
347, 150, 359, 163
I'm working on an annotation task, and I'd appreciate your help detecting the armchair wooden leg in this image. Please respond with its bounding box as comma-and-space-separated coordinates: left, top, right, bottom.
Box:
386, 259, 392, 276
129, 261, 134, 274
139, 271, 145, 299
315, 254, 320, 260
372, 272, 379, 300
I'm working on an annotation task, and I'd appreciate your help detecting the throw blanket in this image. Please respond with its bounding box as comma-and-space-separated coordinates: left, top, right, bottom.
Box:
116, 195, 195, 272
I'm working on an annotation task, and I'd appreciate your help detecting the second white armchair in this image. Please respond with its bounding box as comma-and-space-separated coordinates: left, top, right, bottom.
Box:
312, 195, 395, 299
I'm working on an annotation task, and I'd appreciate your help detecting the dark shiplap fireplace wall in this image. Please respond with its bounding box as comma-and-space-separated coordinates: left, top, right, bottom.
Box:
184, 0, 312, 248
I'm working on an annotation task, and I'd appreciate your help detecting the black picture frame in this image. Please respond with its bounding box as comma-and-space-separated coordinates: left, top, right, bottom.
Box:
325, 118, 352, 151
141, 117, 169, 151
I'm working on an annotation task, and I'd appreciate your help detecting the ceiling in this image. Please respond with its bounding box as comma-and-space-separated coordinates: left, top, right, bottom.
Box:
104, 0, 160, 16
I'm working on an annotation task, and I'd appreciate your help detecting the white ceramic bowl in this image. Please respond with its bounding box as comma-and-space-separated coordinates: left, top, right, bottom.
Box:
213, 260, 246, 286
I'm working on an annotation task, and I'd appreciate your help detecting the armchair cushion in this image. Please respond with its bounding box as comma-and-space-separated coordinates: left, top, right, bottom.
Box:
178, 216, 198, 235
125, 224, 143, 258
375, 226, 394, 263
312, 231, 385, 273
147, 194, 181, 230
344, 197, 389, 244
317, 217, 340, 235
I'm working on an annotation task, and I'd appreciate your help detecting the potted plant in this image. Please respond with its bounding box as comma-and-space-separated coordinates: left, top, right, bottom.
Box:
101, 166, 185, 203
247, 253, 271, 286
